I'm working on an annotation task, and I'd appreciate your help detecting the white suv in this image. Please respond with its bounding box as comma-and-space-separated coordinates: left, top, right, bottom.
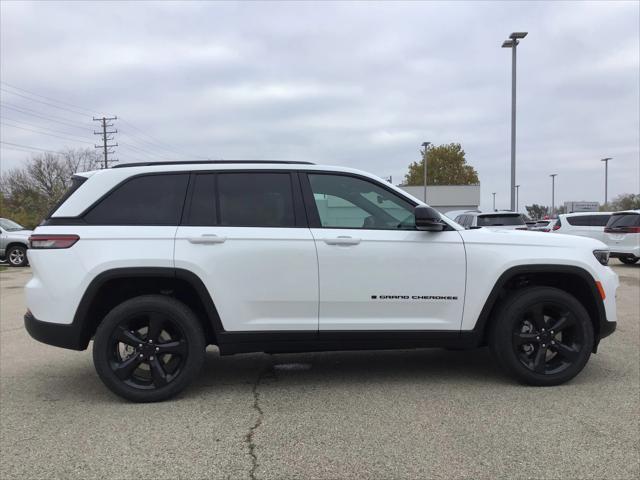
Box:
551, 212, 612, 242
604, 210, 640, 264
24, 161, 618, 402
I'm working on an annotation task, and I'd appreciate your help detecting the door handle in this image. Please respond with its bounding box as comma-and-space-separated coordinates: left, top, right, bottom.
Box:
187, 234, 227, 244
323, 236, 361, 246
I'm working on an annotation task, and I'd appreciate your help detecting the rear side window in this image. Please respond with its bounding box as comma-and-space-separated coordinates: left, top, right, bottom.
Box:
566, 216, 591, 226
591, 215, 611, 227
477, 214, 524, 226
218, 173, 295, 227
84, 174, 189, 225
185, 174, 217, 226
606, 213, 640, 228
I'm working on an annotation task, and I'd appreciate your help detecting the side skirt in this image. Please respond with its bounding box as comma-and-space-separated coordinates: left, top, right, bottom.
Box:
216, 330, 481, 355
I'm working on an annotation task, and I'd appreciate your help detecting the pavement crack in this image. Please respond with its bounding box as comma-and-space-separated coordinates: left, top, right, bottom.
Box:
244, 365, 272, 480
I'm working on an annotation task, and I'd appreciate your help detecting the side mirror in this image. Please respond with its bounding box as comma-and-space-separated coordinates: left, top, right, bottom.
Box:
414, 205, 445, 232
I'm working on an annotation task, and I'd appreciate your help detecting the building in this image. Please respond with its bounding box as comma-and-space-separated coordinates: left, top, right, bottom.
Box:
564, 201, 599, 213
398, 184, 481, 214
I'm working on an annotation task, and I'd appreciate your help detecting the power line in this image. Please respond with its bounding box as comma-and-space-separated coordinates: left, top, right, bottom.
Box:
0, 87, 97, 117
0, 102, 92, 130
0, 81, 104, 116
0, 117, 95, 140
0, 140, 62, 154
119, 118, 207, 160
1, 121, 95, 145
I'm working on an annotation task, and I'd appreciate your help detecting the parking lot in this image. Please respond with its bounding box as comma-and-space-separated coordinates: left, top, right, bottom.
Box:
0, 265, 638, 480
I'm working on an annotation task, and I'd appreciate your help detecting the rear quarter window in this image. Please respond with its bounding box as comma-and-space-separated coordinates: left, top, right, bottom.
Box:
83, 173, 189, 225
607, 213, 640, 228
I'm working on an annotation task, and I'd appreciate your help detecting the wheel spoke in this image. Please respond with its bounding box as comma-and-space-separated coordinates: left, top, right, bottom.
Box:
533, 346, 547, 373
115, 327, 144, 347
113, 355, 143, 380
530, 304, 547, 331
157, 339, 188, 356
149, 357, 168, 387
513, 332, 539, 345
147, 313, 164, 342
550, 341, 579, 362
548, 313, 575, 333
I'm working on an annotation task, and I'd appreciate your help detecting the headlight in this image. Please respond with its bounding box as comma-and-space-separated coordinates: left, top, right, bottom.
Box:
593, 250, 609, 266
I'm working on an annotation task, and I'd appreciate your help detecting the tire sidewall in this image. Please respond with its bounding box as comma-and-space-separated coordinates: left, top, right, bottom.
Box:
491, 287, 594, 386
93, 295, 205, 402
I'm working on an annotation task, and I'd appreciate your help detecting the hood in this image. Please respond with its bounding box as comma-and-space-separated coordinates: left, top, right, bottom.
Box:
459, 227, 607, 250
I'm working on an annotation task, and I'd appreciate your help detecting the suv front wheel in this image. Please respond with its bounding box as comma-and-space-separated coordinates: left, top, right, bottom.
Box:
93, 295, 205, 402
490, 287, 594, 386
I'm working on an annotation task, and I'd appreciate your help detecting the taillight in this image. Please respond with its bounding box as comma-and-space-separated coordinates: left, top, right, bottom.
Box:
29, 234, 79, 249
552, 223, 560, 231
605, 227, 640, 234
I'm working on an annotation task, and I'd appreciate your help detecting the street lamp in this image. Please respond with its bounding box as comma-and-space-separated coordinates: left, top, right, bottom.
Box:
550, 174, 558, 216
492, 192, 496, 211
601, 157, 612, 206
515, 184, 520, 212
502, 31, 528, 212
421, 142, 431, 202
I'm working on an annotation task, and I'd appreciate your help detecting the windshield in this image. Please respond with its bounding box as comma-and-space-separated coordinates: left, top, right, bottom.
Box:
0, 218, 25, 231
477, 214, 525, 227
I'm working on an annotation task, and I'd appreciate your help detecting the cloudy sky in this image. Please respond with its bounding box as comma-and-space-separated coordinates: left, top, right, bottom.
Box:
1, 0, 638, 211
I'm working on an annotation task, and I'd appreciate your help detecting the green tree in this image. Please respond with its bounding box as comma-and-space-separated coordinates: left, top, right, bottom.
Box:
404, 143, 479, 186
601, 193, 640, 212
525, 204, 550, 220
0, 148, 100, 229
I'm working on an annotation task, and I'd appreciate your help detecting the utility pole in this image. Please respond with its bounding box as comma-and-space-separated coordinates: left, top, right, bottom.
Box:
492, 192, 496, 211
601, 157, 612, 206
93, 116, 118, 168
515, 184, 520, 212
550, 174, 558, 216
502, 32, 528, 212
421, 142, 431, 203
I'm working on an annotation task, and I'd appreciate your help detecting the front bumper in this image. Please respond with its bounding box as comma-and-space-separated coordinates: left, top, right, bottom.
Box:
24, 310, 86, 350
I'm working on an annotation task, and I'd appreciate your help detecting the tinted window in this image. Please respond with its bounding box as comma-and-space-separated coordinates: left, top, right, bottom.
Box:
606, 213, 640, 228
477, 214, 525, 226
308, 174, 415, 229
591, 215, 611, 227
218, 173, 295, 227
185, 174, 217, 226
84, 174, 188, 225
566, 215, 591, 226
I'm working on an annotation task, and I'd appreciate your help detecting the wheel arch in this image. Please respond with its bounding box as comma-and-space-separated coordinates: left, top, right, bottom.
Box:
474, 264, 607, 350
75, 267, 223, 349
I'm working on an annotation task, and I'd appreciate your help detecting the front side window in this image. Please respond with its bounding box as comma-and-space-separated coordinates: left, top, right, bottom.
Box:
84, 174, 189, 225
308, 174, 415, 229
218, 173, 295, 227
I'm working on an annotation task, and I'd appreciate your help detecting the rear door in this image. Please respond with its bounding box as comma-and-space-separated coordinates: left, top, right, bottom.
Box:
302, 172, 466, 331
174, 171, 319, 332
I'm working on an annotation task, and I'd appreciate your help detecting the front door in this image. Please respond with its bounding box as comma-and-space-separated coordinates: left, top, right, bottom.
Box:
302, 172, 466, 331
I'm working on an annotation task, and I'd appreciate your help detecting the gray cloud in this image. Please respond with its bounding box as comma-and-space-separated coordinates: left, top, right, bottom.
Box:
1, 0, 638, 211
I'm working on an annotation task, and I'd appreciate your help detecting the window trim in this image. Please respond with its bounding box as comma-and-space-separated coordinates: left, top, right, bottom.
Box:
299, 171, 447, 231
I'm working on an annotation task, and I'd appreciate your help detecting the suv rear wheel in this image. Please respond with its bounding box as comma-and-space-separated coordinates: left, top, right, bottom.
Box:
619, 256, 638, 265
7, 245, 28, 267
93, 295, 205, 402
490, 287, 594, 386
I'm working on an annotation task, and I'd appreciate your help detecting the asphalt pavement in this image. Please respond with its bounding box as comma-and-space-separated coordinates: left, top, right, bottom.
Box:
1, 264, 638, 479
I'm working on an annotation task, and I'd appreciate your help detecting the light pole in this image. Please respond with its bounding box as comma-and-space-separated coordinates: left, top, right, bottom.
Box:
515, 184, 520, 212
492, 192, 496, 211
550, 174, 558, 216
601, 157, 612, 206
421, 142, 431, 202
502, 31, 528, 213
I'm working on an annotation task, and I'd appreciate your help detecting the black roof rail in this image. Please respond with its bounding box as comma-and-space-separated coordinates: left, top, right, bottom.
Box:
112, 160, 314, 168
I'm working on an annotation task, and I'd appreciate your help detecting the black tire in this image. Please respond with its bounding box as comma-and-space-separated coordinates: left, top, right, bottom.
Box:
489, 286, 594, 386
619, 256, 639, 265
7, 245, 28, 267
93, 295, 205, 402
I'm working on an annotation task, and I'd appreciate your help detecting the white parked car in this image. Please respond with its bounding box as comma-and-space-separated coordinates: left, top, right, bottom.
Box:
551, 212, 612, 242
453, 211, 528, 230
604, 210, 640, 264
24, 161, 618, 401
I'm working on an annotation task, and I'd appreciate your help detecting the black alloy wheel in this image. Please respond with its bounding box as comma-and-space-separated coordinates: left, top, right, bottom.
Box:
93, 295, 205, 402
490, 286, 594, 386
619, 256, 639, 265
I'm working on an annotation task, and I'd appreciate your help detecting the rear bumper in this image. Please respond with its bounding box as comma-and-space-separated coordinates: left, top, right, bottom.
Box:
24, 310, 86, 350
